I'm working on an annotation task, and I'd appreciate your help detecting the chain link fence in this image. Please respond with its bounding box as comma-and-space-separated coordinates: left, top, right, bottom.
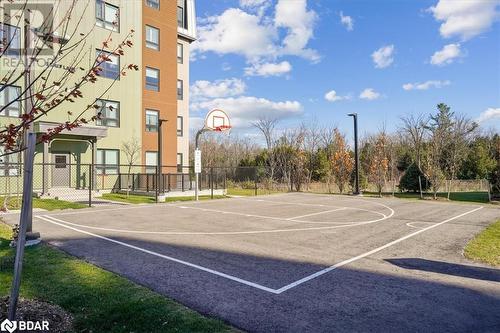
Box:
0, 164, 493, 209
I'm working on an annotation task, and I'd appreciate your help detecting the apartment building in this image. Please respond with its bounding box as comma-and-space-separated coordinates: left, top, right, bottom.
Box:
0, 0, 196, 192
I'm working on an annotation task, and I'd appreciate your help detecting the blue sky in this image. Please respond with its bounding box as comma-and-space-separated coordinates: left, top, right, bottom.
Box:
189, 0, 500, 139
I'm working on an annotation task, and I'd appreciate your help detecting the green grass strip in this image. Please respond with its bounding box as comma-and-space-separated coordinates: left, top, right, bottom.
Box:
0, 223, 231, 332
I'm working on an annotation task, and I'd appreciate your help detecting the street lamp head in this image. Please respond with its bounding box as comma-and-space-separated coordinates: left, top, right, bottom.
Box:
347, 113, 357, 117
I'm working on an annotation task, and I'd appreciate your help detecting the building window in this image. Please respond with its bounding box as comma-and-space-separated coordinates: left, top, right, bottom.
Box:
146, 67, 159, 91
0, 85, 21, 117
177, 6, 184, 28
177, 116, 183, 137
145, 151, 157, 174
96, 0, 119, 32
0, 23, 20, 57
96, 49, 120, 80
177, 43, 183, 64
96, 99, 119, 127
96, 149, 119, 175
145, 25, 159, 50
146, 0, 159, 9
145, 109, 158, 132
0, 148, 19, 176
177, 79, 183, 100
177, 153, 183, 172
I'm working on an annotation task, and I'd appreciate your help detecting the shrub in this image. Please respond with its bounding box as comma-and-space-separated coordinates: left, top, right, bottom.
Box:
399, 163, 430, 192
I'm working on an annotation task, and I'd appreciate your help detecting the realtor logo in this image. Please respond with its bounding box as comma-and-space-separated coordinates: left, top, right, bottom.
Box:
1, 319, 49, 332
0, 319, 17, 333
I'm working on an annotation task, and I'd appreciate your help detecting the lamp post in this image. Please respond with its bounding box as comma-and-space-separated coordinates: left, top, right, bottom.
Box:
157, 119, 167, 202
348, 113, 360, 195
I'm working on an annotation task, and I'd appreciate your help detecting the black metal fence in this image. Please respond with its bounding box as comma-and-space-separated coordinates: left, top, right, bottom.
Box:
0, 163, 228, 207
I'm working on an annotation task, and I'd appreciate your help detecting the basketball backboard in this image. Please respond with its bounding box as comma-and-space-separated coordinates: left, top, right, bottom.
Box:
205, 109, 231, 132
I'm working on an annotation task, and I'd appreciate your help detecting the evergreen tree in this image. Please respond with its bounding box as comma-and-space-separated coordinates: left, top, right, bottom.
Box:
399, 163, 430, 192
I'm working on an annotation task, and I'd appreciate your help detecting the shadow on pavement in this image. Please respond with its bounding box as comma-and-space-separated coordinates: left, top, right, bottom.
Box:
385, 258, 500, 283
25, 231, 500, 333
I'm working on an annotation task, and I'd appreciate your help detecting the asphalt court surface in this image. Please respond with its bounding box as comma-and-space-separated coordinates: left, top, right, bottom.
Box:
4, 193, 500, 332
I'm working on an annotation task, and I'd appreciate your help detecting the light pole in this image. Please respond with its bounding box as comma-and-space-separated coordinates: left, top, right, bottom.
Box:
157, 119, 167, 202
348, 113, 360, 195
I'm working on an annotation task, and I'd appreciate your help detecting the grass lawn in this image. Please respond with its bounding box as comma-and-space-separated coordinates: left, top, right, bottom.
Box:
101, 193, 156, 204
1, 197, 87, 211
226, 188, 284, 196
362, 191, 490, 204
102, 193, 227, 204
464, 220, 500, 267
0, 223, 231, 332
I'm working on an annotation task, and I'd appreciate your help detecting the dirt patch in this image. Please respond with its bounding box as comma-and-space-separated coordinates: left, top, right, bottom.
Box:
0, 297, 72, 332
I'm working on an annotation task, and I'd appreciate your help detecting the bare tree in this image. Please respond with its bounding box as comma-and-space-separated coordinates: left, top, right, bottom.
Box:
302, 120, 321, 190
252, 116, 279, 182
122, 136, 141, 196
400, 114, 429, 197
444, 115, 477, 198
400, 114, 428, 170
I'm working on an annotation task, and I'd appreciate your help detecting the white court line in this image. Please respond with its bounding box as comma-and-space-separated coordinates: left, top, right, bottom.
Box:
37, 206, 482, 294
274, 206, 484, 293
37, 215, 280, 294
406, 222, 436, 229
238, 198, 336, 208
39, 214, 378, 235
38, 201, 393, 235
286, 208, 346, 220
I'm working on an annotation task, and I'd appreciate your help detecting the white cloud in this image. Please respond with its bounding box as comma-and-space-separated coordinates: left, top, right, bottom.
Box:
372, 45, 395, 69
359, 88, 381, 100
477, 107, 500, 123
429, 0, 500, 40
402, 80, 451, 91
324, 90, 350, 102
239, 0, 267, 8
244, 61, 292, 77
189, 117, 205, 130
339, 11, 354, 31
191, 96, 302, 127
191, 78, 246, 100
193, 8, 277, 62
193, 1, 320, 66
430, 43, 462, 66
275, 0, 320, 62
239, 0, 270, 17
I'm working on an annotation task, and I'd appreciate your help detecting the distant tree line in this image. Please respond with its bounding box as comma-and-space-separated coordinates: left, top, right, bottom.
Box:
191, 103, 499, 199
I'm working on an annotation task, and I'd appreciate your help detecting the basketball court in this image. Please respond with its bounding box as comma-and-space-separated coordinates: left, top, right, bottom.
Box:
4, 193, 499, 332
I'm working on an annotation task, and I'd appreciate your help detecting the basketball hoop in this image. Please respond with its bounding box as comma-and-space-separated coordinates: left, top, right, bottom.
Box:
204, 109, 231, 132
213, 125, 232, 132
194, 109, 231, 201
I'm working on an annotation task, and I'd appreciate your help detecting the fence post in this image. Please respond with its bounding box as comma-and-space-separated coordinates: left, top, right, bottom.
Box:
210, 167, 214, 199
182, 174, 185, 192
486, 179, 492, 202
88, 164, 92, 207
224, 169, 227, 194
254, 167, 258, 196
168, 174, 171, 192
